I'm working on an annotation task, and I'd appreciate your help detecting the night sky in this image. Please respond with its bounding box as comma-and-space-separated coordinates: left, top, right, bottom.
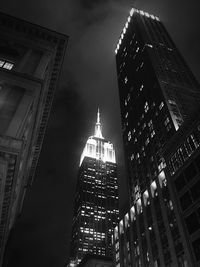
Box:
1, 0, 200, 266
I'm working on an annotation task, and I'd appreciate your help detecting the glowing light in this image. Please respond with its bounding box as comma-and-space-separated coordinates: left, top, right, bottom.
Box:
80, 110, 116, 165
115, 8, 159, 56
130, 8, 134, 16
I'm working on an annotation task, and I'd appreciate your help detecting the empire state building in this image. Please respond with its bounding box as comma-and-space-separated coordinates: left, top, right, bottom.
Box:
68, 110, 119, 266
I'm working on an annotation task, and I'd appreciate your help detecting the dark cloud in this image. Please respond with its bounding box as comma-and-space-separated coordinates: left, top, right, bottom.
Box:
1, 0, 200, 266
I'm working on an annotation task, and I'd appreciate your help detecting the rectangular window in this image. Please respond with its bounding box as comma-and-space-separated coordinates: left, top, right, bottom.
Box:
185, 212, 200, 235
174, 173, 186, 192
190, 180, 200, 202
180, 191, 192, 211
184, 162, 197, 182
0, 59, 14, 70
192, 238, 200, 261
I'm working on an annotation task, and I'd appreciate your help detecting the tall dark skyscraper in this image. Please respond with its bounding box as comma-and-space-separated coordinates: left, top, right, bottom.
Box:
113, 7, 200, 267
0, 12, 68, 265
68, 110, 119, 266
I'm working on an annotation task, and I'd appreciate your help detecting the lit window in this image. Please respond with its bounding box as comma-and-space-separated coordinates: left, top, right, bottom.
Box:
139, 84, 144, 91
142, 123, 146, 129
125, 112, 128, 118
148, 120, 153, 129
164, 117, 170, 126
150, 181, 157, 197
136, 47, 139, 53
144, 102, 149, 113
0, 59, 14, 70
140, 62, 144, 68
3, 62, 14, 70
145, 138, 149, 146
0, 60, 5, 67
146, 43, 153, 48
143, 190, 149, 206
128, 131, 132, 141
130, 154, 134, 161
159, 102, 164, 110
125, 76, 128, 84
151, 130, 155, 138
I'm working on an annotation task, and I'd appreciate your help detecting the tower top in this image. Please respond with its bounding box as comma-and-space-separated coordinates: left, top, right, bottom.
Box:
94, 108, 104, 139
79, 109, 115, 166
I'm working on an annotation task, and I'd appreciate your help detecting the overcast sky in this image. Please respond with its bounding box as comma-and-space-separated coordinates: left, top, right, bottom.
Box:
1, 0, 200, 266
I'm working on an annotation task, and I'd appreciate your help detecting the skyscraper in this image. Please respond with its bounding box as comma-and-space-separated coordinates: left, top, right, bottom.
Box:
68, 110, 119, 266
163, 108, 200, 266
114, 7, 200, 267
0, 12, 68, 265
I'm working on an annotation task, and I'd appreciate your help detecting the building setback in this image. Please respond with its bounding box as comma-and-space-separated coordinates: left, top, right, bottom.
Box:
114, 7, 200, 267
68, 110, 119, 266
0, 12, 68, 265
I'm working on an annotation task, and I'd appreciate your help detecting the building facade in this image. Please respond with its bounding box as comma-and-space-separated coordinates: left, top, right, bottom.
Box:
68, 111, 119, 266
78, 254, 113, 267
0, 12, 68, 265
114, 7, 200, 267
163, 109, 200, 266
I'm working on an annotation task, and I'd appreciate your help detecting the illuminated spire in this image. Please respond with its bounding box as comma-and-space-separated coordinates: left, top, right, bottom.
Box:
94, 108, 103, 139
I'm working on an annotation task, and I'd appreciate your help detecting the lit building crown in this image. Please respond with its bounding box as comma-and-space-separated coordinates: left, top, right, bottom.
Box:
80, 109, 116, 166
115, 7, 160, 54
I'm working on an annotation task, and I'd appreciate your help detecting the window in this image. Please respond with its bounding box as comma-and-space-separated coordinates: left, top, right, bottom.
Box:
151, 130, 155, 138
0, 59, 14, 70
139, 84, 144, 91
195, 154, 200, 171
159, 102, 164, 110
145, 138, 150, 146
136, 47, 139, 53
174, 173, 186, 192
192, 238, 200, 261
184, 162, 197, 182
180, 192, 192, 211
128, 131, 132, 141
190, 180, 200, 202
144, 102, 149, 113
164, 117, 170, 126
185, 212, 200, 235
